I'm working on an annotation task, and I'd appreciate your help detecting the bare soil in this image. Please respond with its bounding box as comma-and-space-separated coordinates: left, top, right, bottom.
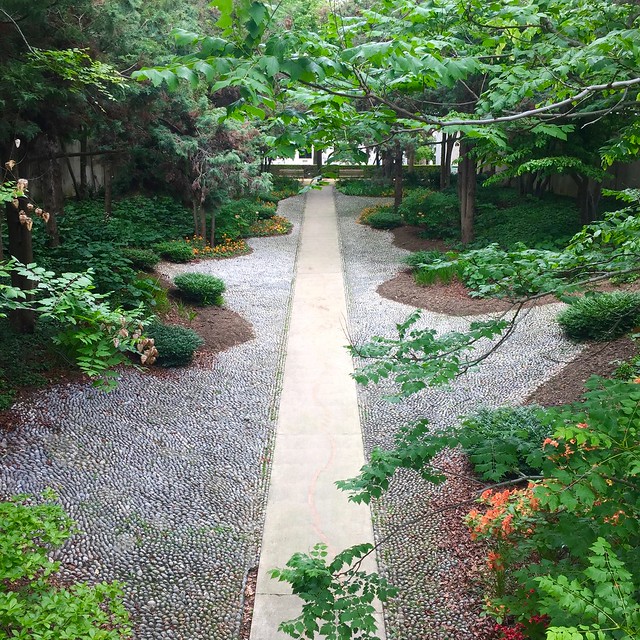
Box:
377, 271, 518, 316
162, 291, 254, 367
526, 337, 638, 406
391, 225, 450, 253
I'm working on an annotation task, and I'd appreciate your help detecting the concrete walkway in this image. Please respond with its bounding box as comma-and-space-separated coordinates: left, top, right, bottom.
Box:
250, 186, 385, 639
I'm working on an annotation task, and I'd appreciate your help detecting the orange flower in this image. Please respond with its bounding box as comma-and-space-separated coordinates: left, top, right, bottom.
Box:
501, 514, 514, 535
481, 489, 494, 501
487, 550, 504, 571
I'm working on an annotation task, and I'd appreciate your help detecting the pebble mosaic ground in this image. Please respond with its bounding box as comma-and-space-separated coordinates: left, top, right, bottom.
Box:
335, 192, 583, 640
0, 195, 305, 640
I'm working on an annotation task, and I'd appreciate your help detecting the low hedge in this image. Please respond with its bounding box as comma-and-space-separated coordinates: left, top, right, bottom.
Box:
154, 241, 193, 263
173, 273, 226, 306
122, 248, 160, 272
367, 211, 403, 229
557, 291, 640, 341
145, 322, 204, 367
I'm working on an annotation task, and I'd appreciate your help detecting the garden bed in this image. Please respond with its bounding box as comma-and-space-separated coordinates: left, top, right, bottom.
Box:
526, 336, 639, 406
160, 282, 254, 366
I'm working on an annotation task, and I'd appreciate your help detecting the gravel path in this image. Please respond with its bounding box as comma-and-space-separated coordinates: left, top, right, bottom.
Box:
0, 195, 305, 640
335, 192, 582, 640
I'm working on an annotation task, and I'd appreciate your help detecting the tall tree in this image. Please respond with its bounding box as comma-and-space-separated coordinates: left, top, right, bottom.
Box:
137, 0, 640, 241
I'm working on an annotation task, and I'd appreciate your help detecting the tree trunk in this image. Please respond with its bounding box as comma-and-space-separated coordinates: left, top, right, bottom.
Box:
90, 153, 98, 193
534, 173, 551, 197
65, 155, 81, 200
394, 143, 404, 211
382, 150, 393, 183
6, 197, 35, 333
575, 176, 602, 224
458, 139, 477, 245
314, 148, 323, 174
407, 148, 415, 172
192, 201, 200, 236
209, 207, 216, 247
440, 133, 456, 190
519, 172, 536, 196
41, 136, 62, 247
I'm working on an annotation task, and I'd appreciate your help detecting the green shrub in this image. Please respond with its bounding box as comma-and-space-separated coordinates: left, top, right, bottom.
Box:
122, 248, 160, 271
414, 262, 460, 286
458, 405, 549, 482
145, 322, 204, 367
403, 250, 446, 270
367, 211, 403, 229
35, 196, 192, 307
614, 354, 640, 380
270, 176, 302, 199
174, 273, 226, 306
154, 240, 194, 263
357, 204, 392, 225
258, 193, 280, 205
405, 166, 441, 189
47, 241, 137, 300
403, 250, 461, 286
336, 179, 394, 197
61, 195, 193, 247
0, 491, 131, 639
124, 276, 169, 313
215, 199, 260, 241
398, 188, 459, 238
474, 190, 581, 249
557, 292, 640, 341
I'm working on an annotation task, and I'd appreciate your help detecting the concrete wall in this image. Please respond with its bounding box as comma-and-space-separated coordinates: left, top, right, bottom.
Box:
25, 141, 107, 200
549, 160, 640, 198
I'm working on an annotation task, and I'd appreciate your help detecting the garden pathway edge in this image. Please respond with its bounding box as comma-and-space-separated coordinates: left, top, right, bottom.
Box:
249, 186, 385, 639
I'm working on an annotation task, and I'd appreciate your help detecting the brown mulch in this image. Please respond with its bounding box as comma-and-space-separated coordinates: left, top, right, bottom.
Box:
162, 295, 254, 366
377, 271, 518, 316
0, 409, 22, 433
391, 225, 450, 253
526, 336, 639, 406
239, 567, 258, 640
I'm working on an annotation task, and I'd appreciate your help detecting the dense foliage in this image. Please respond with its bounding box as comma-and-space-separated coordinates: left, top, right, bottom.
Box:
459, 406, 549, 482
335, 180, 395, 197
557, 292, 640, 342
0, 491, 131, 639
398, 189, 460, 238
